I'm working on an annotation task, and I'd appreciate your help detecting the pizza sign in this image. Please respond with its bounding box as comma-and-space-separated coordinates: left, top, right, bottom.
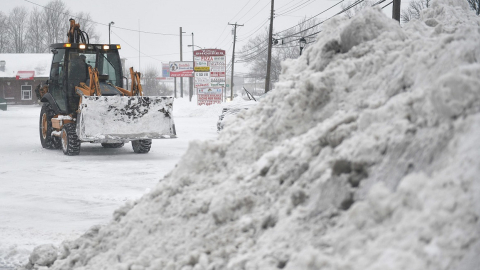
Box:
193, 49, 226, 106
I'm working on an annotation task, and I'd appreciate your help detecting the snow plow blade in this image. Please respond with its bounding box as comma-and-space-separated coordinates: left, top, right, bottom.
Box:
77, 96, 176, 142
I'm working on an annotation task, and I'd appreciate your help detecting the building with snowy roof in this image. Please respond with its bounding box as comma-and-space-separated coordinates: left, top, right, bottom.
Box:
0, 53, 52, 105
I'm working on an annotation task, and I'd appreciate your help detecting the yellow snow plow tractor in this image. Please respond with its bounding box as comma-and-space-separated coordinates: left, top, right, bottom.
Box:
35, 19, 176, 155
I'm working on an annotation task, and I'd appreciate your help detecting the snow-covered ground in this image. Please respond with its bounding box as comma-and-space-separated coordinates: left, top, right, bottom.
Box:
0, 98, 222, 268
3, 1, 480, 269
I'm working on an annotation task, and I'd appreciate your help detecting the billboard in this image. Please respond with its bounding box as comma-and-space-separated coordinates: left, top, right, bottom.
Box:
169, 61, 194, 77
193, 49, 226, 106
162, 63, 170, 77
193, 49, 225, 56
197, 88, 223, 106
156, 77, 174, 82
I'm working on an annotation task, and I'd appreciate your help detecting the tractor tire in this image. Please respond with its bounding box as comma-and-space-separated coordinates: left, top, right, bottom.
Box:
61, 123, 81, 156
39, 103, 61, 149
132, 139, 152, 154
101, 142, 125, 148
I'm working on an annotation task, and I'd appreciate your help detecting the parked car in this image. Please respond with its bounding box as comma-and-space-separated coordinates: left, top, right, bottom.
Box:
217, 88, 266, 132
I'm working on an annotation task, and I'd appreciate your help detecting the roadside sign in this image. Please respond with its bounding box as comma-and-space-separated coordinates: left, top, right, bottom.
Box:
194, 66, 210, 72
169, 61, 194, 77
193, 49, 226, 106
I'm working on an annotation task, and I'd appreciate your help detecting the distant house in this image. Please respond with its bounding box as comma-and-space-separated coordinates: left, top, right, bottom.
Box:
0, 54, 52, 105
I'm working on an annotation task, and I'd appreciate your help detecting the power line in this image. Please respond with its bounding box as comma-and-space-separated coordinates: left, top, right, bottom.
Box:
229, 0, 254, 22
278, 0, 365, 41
277, 0, 316, 17
238, 44, 269, 58
236, 47, 268, 62
236, 0, 265, 22
237, 19, 269, 42
382, 1, 393, 9
275, 0, 345, 35
24, 0, 178, 36
111, 30, 168, 64
242, 1, 271, 24
211, 25, 229, 48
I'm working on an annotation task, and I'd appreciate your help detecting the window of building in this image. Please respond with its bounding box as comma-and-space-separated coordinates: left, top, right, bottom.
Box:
21, 85, 32, 100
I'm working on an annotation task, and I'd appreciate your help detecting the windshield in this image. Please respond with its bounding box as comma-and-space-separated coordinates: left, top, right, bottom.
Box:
97, 50, 123, 88
69, 48, 123, 88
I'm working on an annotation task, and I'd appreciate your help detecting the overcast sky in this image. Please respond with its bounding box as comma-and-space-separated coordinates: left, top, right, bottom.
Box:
2, 0, 396, 75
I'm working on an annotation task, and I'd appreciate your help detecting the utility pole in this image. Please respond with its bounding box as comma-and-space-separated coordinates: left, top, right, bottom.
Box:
190, 32, 194, 102
392, 0, 401, 22
180, 27, 186, 98
138, 20, 141, 72
265, 0, 274, 93
228, 22, 243, 101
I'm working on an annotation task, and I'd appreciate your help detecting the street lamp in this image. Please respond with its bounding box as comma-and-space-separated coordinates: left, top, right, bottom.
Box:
108, 21, 114, 44
299, 37, 306, 56
191, 33, 194, 61
187, 45, 203, 50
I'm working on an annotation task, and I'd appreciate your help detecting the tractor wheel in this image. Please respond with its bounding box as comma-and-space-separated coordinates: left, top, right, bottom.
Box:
101, 142, 125, 148
132, 139, 152, 154
61, 123, 81, 156
39, 103, 61, 149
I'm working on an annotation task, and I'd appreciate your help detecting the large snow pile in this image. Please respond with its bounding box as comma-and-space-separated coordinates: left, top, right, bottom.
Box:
27, 1, 480, 269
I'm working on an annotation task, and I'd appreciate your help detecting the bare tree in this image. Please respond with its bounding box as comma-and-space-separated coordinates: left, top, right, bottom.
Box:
401, 0, 431, 23
72, 12, 100, 43
467, 0, 480, 15
43, 0, 70, 45
239, 17, 320, 88
26, 7, 47, 53
0, 12, 9, 53
341, 0, 374, 19
8, 6, 29, 53
142, 65, 161, 96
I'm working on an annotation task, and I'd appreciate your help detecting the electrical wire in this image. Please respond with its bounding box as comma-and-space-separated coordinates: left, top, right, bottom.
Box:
236, 46, 268, 62
242, 1, 272, 24
229, 0, 254, 22
211, 25, 229, 48
111, 30, 166, 63
236, 19, 269, 42
381, 1, 393, 8
24, 0, 178, 36
235, 0, 265, 23
278, 0, 365, 41
277, 0, 316, 17
275, 0, 345, 35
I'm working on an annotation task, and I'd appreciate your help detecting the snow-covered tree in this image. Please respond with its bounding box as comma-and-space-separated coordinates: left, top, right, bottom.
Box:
341, 0, 374, 19
239, 17, 320, 89
43, 0, 70, 45
26, 7, 47, 53
0, 12, 9, 53
8, 6, 29, 53
467, 0, 480, 15
142, 65, 161, 96
401, 0, 431, 23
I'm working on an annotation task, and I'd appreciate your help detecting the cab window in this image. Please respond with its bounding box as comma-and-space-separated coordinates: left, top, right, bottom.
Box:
97, 51, 123, 88
49, 49, 67, 112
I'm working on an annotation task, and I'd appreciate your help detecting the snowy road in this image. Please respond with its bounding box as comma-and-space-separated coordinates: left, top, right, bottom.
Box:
0, 103, 219, 267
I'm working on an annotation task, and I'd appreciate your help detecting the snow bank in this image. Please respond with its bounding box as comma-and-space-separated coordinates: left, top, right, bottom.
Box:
173, 96, 254, 118
173, 96, 223, 118
27, 1, 480, 269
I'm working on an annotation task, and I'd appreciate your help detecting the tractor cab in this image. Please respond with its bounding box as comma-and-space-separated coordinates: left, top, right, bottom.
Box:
47, 43, 124, 115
